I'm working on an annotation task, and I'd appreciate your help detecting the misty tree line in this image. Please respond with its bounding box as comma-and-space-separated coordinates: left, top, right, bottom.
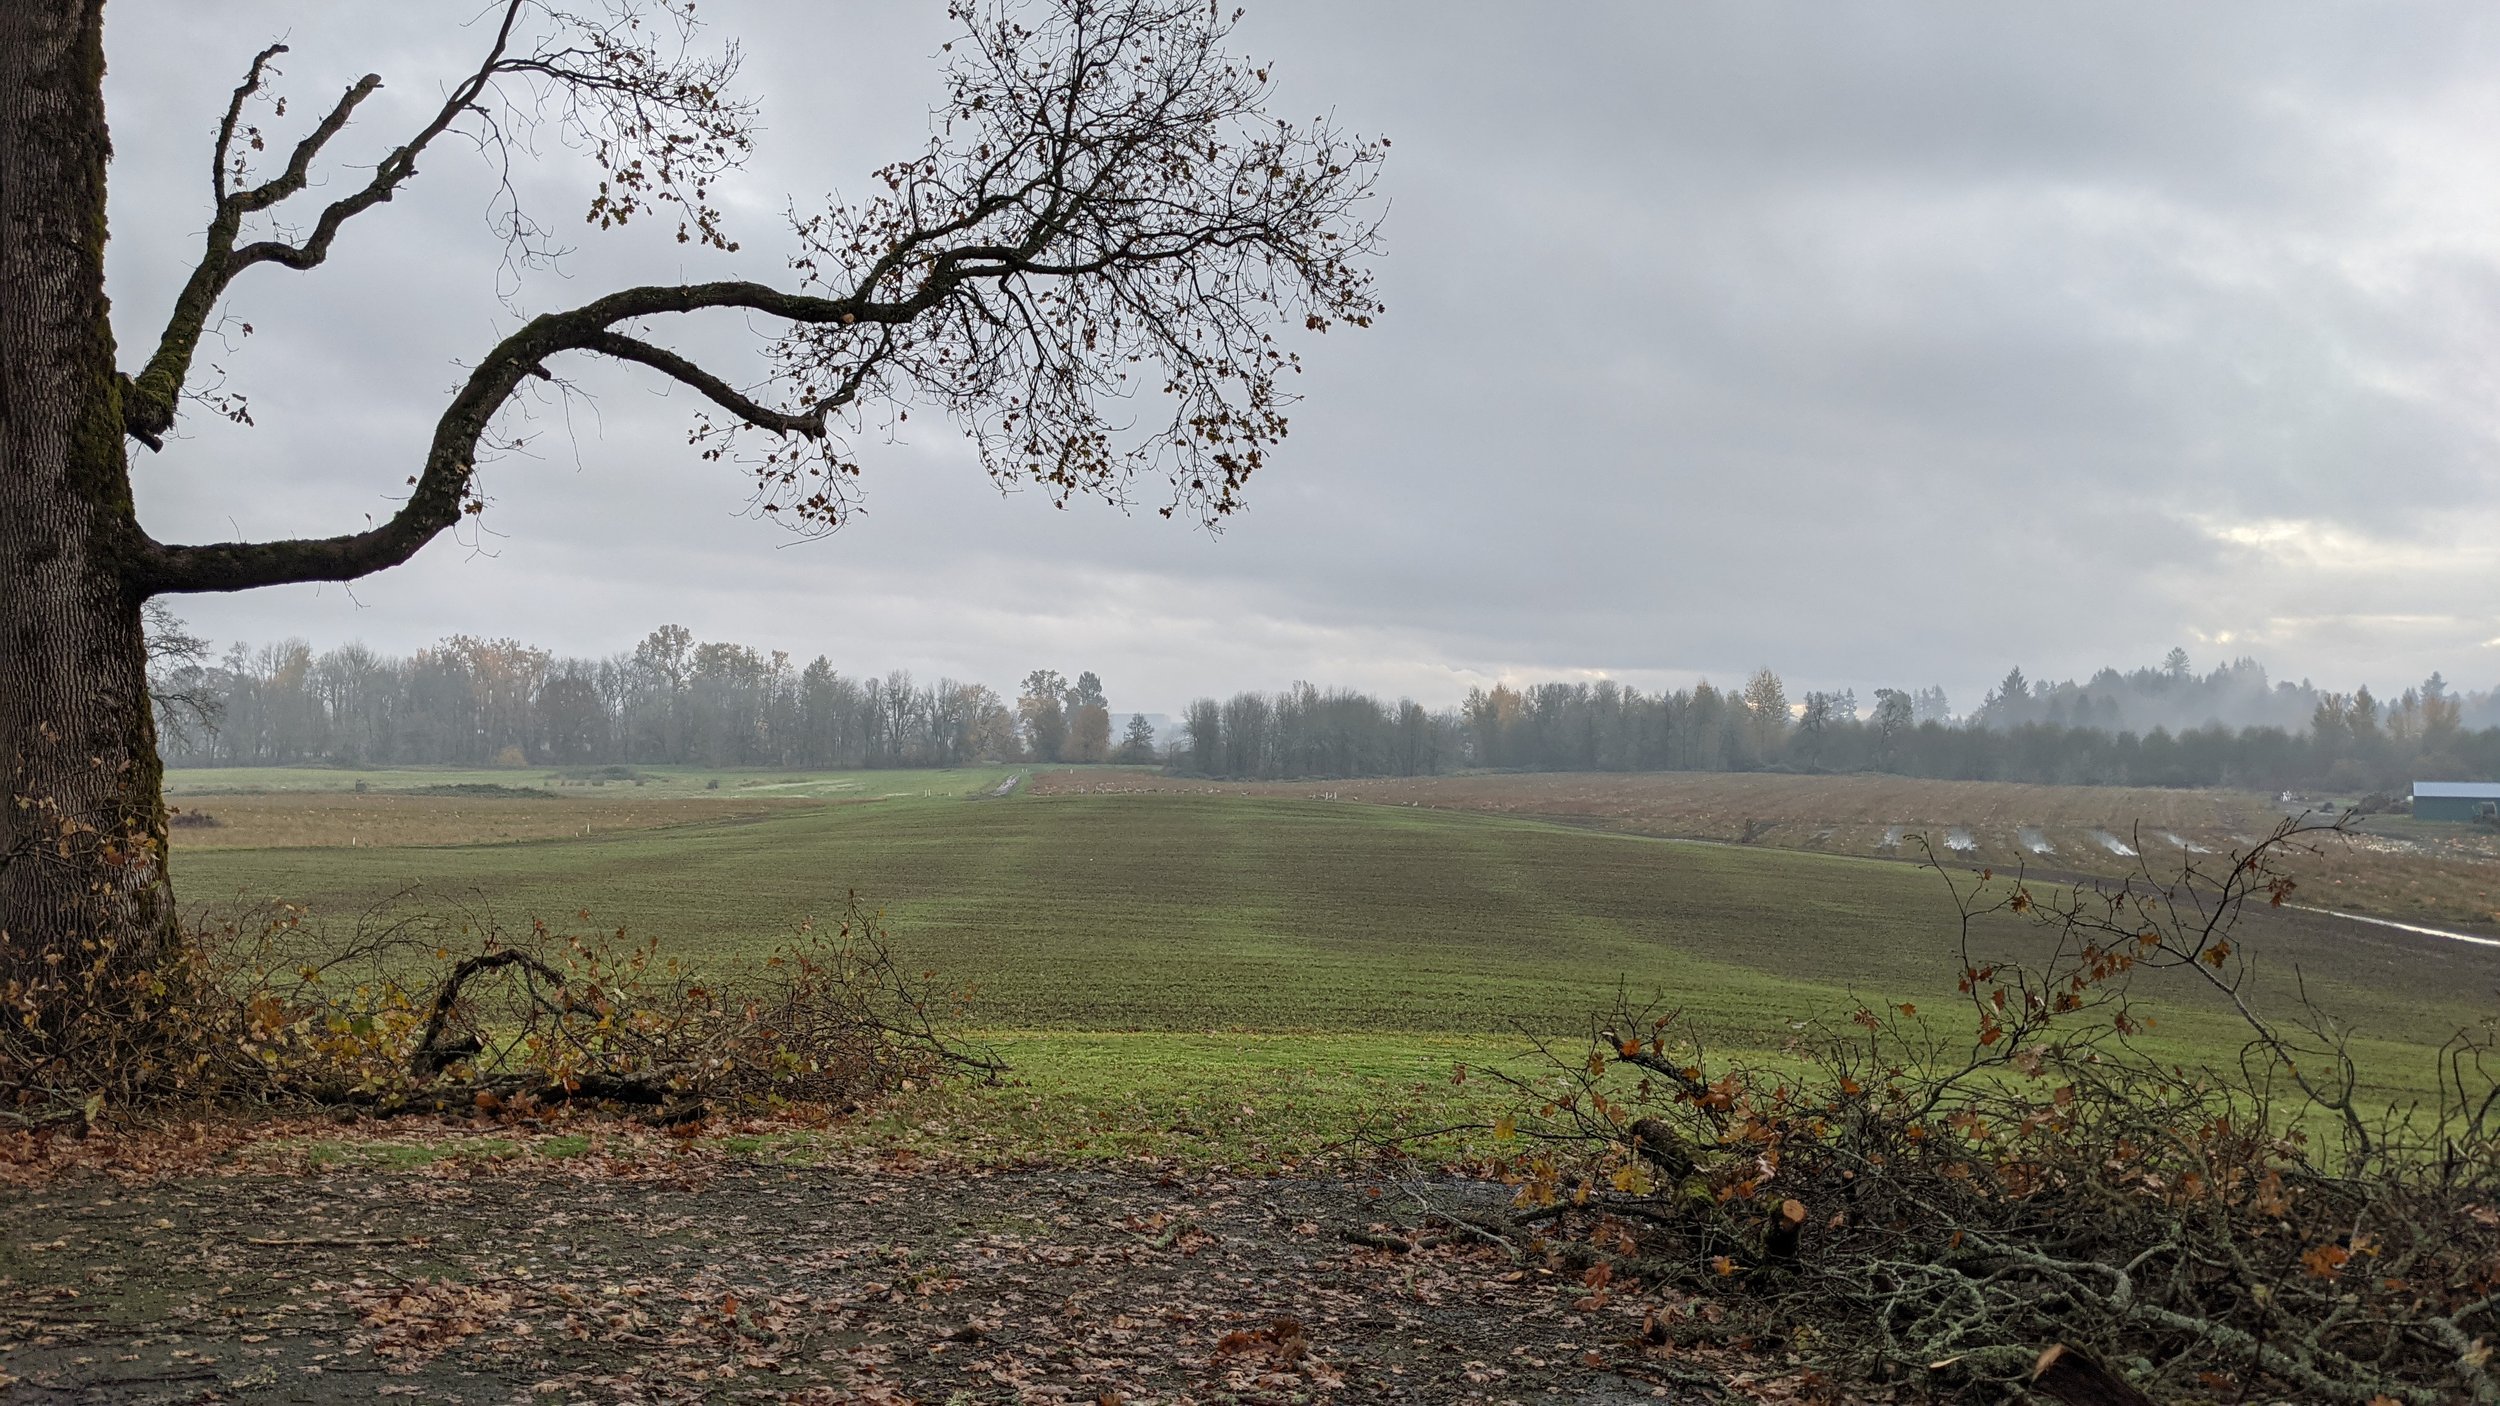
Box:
1959, 648, 2500, 736
147, 616, 1152, 771
1179, 657, 2500, 790
151, 613, 2500, 790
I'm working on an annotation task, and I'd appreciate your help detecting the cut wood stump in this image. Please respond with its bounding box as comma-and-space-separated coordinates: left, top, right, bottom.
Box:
1763, 1198, 1806, 1262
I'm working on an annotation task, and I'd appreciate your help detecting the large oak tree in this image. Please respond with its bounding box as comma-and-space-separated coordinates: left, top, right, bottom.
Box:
0, 0, 1380, 1096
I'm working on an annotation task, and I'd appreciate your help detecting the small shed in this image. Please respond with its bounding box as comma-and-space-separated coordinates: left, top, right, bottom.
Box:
2412, 781, 2500, 822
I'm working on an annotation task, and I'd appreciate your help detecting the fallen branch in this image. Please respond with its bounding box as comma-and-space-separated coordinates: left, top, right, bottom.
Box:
2029, 1344, 2157, 1406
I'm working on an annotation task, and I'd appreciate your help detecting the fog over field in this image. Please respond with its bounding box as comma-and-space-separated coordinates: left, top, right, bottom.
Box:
104, 2, 2500, 710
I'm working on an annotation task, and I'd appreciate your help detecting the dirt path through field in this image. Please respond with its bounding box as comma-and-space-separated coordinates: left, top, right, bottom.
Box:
1, 1156, 1757, 1405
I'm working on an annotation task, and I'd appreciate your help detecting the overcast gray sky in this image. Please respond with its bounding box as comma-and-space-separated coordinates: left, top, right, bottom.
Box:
107, 2, 2500, 715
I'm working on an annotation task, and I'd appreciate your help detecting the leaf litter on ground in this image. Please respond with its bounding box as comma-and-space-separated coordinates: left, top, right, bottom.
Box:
0, 1113, 1854, 1404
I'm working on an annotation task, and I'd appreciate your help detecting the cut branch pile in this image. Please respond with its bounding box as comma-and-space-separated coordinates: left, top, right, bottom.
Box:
3, 889, 994, 1128
1459, 819, 2500, 1404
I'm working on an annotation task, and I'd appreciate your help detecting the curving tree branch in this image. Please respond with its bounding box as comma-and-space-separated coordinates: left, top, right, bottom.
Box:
130, 279, 865, 594
129, 0, 1385, 598
576, 330, 836, 437
129, 266, 1026, 593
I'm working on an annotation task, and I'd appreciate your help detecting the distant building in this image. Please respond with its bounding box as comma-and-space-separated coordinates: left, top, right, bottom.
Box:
2411, 781, 2500, 822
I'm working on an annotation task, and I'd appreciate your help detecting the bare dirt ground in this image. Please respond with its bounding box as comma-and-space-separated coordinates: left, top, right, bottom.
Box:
0, 1136, 1769, 1406
162, 793, 823, 852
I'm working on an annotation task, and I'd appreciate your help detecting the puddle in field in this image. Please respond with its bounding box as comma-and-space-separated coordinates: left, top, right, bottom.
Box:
2090, 829, 2137, 857
2018, 826, 2056, 856
1945, 827, 1976, 854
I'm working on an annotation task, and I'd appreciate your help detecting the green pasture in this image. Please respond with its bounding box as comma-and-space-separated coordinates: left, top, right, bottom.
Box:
177, 792, 2027, 1036
171, 788, 2500, 1136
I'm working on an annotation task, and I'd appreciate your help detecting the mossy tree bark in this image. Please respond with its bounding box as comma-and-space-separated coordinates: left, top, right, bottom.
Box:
0, 0, 181, 1091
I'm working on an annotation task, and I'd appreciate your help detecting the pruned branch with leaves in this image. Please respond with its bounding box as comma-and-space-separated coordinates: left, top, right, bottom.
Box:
0, 886, 992, 1127
1421, 818, 2500, 1403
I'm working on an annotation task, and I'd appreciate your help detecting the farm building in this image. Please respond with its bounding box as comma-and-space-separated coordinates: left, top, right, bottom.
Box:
2411, 780, 2500, 822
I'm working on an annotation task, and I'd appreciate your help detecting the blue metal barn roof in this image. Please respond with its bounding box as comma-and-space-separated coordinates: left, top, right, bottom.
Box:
2413, 781, 2500, 798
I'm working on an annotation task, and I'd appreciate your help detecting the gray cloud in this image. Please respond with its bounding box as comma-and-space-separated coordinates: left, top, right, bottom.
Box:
108, 1, 2500, 714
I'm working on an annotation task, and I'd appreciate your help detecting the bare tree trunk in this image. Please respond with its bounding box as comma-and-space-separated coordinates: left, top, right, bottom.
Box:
0, 0, 180, 1097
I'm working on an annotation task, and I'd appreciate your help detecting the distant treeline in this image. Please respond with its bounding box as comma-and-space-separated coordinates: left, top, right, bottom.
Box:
149, 622, 1150, 771
1962, 649, 2500, 736
1179, 661, 2500, 791
151, 616, 2500, 791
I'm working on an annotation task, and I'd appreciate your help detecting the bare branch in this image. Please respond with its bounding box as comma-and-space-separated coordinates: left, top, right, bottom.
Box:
210, 43, 290, 206
122, 0, 754, 450
578, 330, 832, 436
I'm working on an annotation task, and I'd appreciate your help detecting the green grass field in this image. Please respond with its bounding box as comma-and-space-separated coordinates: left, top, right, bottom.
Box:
168, 781, 2500, 1155
191, 792, 2018, 1035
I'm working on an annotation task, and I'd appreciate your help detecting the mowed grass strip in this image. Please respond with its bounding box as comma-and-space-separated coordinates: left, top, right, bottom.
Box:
173, 792, 2500, 1079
